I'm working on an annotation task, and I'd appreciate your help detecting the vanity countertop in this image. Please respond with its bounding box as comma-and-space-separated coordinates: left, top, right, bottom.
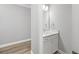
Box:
43, 30, 58, 37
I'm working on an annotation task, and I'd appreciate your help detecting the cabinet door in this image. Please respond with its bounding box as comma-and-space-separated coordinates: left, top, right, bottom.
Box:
43, 34, 58, 54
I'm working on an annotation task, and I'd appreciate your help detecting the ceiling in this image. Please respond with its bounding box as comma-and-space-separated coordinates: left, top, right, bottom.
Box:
17, 4, 31, 8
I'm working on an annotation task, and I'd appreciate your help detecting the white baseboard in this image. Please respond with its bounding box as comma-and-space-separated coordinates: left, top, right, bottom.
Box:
31, 50, 65, 54
0, 38, 31, 48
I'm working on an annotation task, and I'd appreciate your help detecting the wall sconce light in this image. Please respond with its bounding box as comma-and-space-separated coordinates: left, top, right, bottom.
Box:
42, 5, 48, 11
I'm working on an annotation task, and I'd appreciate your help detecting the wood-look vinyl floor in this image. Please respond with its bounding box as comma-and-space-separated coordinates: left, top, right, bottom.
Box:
0, 41, 31, 54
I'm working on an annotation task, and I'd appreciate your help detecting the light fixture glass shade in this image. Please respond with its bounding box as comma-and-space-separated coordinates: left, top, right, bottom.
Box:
42, 5, 48, 11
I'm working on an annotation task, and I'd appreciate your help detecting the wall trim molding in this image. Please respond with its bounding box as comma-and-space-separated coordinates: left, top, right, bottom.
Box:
31, 50, 65, 54
0, 38, 31, 48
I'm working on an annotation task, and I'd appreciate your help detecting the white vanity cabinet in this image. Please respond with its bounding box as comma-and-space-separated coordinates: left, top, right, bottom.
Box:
43, 33, 58, 54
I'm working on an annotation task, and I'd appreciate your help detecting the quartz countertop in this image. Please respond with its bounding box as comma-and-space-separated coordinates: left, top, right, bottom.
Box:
43, 30, 58, 37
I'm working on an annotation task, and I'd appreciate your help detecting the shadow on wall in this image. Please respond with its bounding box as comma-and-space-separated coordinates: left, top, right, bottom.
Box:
58, 31, 66, 53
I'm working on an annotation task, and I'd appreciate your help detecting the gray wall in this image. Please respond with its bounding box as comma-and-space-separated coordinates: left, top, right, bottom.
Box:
0, 5, 31, 45
72, 4, 79, 53
31, 5, 40, 54
25, 8, 31, 38
50, 4, 72, 53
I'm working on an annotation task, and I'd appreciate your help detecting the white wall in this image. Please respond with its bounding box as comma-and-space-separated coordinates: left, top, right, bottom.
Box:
72, 5, 79, 53
0, 4, 31, 45
50, 4, 72, 53
31, 5, 43, 54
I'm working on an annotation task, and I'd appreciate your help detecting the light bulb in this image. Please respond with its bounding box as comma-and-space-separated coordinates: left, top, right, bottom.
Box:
42, 5, 48, 11
42, 5, 46, 10
45, 6, 48, 11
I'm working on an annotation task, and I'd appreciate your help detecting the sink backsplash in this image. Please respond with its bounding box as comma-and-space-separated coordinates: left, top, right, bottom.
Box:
43, 22, 56, 33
